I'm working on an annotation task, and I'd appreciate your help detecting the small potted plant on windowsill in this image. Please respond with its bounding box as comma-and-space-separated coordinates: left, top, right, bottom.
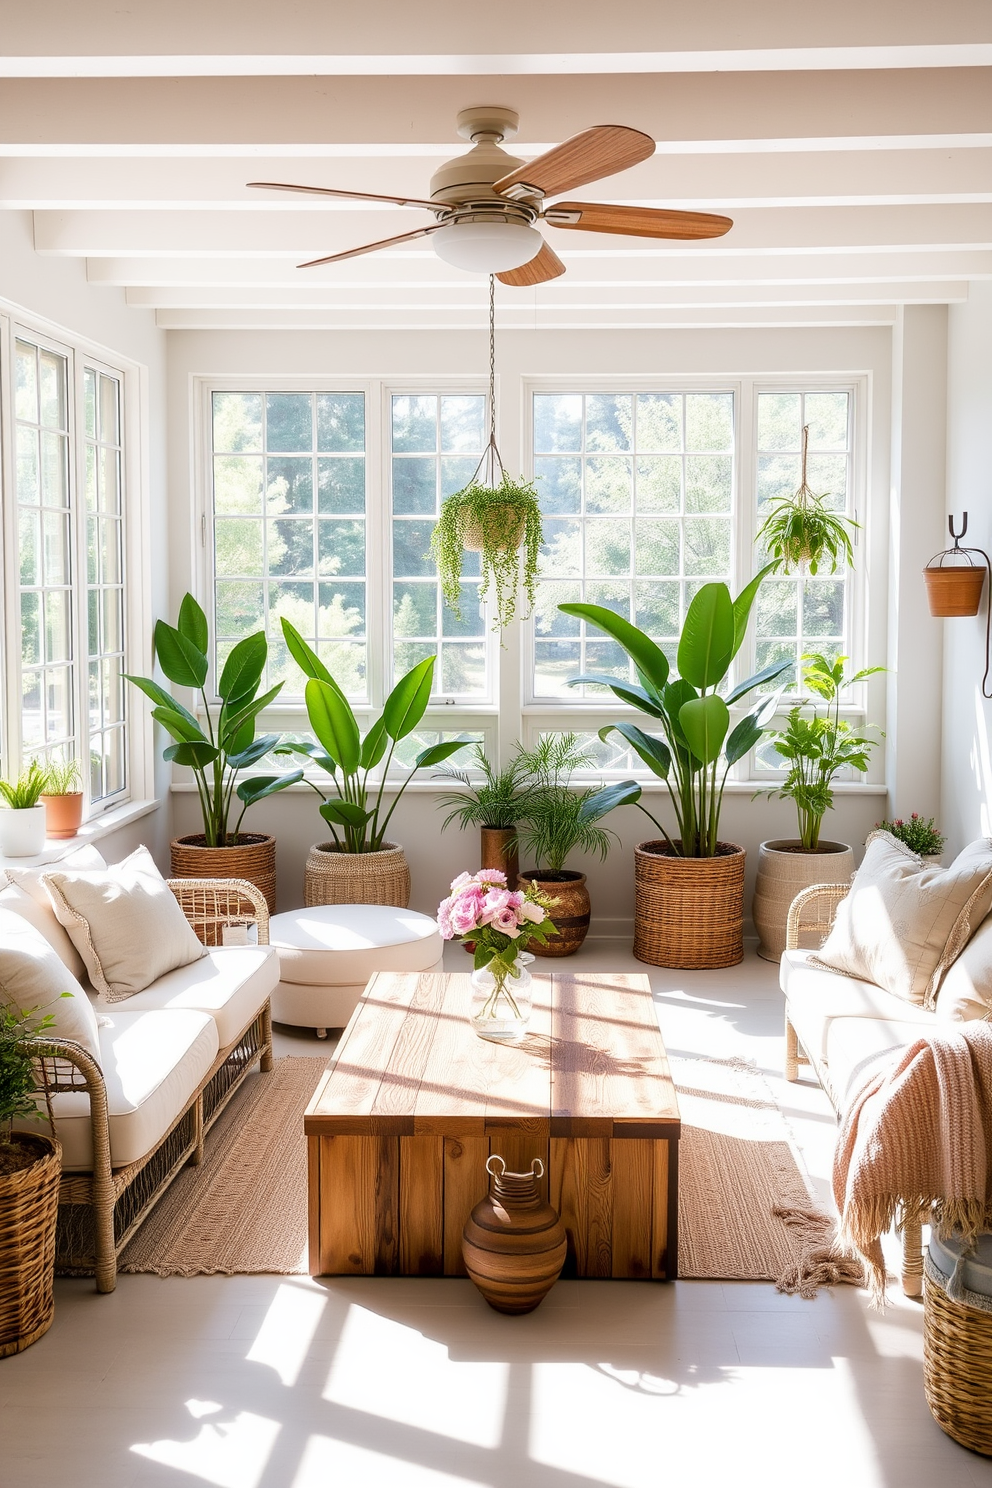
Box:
431, 472, 543, 632
39, 757, 84, 841
0, 762, 50, 858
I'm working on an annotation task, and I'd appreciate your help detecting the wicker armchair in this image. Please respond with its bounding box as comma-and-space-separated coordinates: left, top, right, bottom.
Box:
28, 877, 272, 1294
783, 879, 925, 1297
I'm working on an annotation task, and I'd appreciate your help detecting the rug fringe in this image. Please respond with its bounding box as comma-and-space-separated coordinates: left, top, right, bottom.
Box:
772, 1205, 865, 1299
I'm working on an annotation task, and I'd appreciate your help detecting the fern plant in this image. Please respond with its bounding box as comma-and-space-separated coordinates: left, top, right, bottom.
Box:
0, 761, 49, 810
430, 472, 543, 632
40, 756, 82, 795
434, 744, 530, 831
513, 734, 620, 876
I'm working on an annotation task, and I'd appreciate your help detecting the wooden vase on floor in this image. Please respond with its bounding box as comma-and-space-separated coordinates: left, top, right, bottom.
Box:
462, 1156, 567, 1314
517, 870, 590, 956
479, 825, 518, 887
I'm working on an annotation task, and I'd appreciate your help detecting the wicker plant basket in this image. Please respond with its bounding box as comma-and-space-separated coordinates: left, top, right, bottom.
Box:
633, 840, 745, 969
304, 840, 411, 908
170, 833, 276, 913
752, 839, 854, 962
0, 1133, 62, 1358
923, 1251, 992, 1456
518, 870, 590, 957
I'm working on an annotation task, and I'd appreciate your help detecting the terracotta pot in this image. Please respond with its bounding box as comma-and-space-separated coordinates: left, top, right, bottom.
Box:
633, 840, 745, 969
40, 792, 84, 840
923, 563, 986, 617
518, 869, 590, 957
304, 840, 410, 908
462, 506, 526, 553
462, 1156, 567, 1314
0, 1133, 62, 1358
170, 833, 276, 912
752, 839, 855, 962
480, 825, 518, 888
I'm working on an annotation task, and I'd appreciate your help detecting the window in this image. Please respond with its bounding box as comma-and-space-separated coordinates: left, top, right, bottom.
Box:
5, 329, 131, 812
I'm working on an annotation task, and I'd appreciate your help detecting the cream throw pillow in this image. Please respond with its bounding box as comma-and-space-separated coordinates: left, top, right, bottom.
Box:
934, 913, 992, 1023
4, 844, 109, 982
812, 832, 992, 1008
43, 849, 205, 1003
0, 904, 102, 1061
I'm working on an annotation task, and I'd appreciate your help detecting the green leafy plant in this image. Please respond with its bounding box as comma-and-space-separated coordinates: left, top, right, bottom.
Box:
762, 652, 884, 849
0, 761, 49, 810
756, 425, 857, 575
874, 813, 944, 857
433, 744, 529, 831
40, 756, 82, 796
430, 472, 544, 632
276, 617, 472, 853
0, 1001, 60, 1145
559, 570, 789, 858
513, 733, 623, 875
125, 593, 303, 846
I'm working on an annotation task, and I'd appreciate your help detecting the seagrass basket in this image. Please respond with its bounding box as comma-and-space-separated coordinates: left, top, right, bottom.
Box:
924, 1246, 992, 1456
0, 1133, 62, 1357
633, 840, 745, 969
304, 841, 411, 908
170, 833, 276, 914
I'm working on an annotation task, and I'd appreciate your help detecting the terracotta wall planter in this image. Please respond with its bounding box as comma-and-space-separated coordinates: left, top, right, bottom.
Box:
752, 839, 855, 962
633, 840, 745, 969
170, 833, 277, 912
40, 792, 84, 840
923, 563, 986, 617
518, 869, 590, 957
304, 840, 410, 908
480, 825, 518, 887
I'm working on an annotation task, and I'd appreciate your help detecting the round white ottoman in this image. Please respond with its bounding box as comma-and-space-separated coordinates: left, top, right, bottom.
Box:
269, 904, 444, 1037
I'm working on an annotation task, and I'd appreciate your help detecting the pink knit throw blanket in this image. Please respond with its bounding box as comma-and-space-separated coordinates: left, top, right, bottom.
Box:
833, 1022, 992, 1300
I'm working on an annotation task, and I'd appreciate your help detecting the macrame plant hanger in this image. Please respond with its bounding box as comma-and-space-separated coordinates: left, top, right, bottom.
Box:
467, 275, 506, 490
923, 512, 992, 698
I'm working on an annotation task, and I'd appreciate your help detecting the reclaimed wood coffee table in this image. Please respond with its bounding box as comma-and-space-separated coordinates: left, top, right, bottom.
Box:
305, 968, 681, 1280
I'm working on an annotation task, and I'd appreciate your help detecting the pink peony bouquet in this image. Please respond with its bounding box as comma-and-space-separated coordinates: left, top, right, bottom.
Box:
437, 869, 558, 986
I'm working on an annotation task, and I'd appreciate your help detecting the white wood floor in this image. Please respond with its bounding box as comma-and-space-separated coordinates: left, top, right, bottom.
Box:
3, 943, 991, 1488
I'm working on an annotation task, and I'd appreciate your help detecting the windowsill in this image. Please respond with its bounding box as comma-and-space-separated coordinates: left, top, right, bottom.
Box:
169, 779, 888, 798
0, 797, 159, 873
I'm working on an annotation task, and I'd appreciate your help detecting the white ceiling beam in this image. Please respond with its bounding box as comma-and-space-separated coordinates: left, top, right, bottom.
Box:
35, 204, 992, 257
152, 305, 901, 330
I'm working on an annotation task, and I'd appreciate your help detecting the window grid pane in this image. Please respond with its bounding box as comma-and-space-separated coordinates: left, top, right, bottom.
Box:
85, 367, 127, 803
390, 393, 487, 697
532, 392, 734, 698
211, 391, 368, 701
15, 338, 75, 766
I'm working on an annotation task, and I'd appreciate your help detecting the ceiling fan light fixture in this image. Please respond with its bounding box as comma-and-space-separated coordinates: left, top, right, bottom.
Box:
432, 219, 543, 274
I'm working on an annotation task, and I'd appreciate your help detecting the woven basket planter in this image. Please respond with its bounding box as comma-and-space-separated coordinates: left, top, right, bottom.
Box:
518, 870, 590, 957
0, 1133, 62, 1358
924, 1265, 992, 1455
304, 840, 411, 908
752, 839, 854, 962
171, 833, 277, 915
633, 841, 745, 969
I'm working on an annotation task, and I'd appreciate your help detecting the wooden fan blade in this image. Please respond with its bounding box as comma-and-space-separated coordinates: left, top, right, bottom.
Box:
297, 223, 443, 268
496, 240, 566, 287
492, 125, 654, 201
543, 202, 733, 240
249, 180, 442, 213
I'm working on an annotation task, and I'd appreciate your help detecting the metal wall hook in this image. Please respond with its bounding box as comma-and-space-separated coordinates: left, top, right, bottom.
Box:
949, 512, 969, 547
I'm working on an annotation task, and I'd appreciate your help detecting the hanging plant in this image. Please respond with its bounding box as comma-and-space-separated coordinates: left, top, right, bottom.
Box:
432, 471, 543, 631
756, 424, 858, 576
429, 277, 545, 632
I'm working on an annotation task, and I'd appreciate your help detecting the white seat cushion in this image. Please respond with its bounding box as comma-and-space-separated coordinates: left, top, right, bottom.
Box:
269, 905, 442, 985
781, 947, 936, 1064
824, 1013, 938, 1107
39, 1008, 218, 1171
114, 944, 279, 1049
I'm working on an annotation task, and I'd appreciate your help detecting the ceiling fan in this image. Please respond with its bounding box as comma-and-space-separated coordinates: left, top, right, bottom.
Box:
248, 107, 733, 285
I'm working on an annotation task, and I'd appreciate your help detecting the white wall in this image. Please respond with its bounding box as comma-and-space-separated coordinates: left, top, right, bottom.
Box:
940, 282, 992, 856
0, 210, 172, 864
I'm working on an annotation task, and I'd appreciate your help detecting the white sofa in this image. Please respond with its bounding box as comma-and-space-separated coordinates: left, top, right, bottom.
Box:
781, 879, 992, 1293
2, 862, 279, 1293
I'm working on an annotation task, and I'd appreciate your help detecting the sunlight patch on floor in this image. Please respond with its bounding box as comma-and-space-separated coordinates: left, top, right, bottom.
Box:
245, 1278, 327, 1387
131, 1403, 280, 1488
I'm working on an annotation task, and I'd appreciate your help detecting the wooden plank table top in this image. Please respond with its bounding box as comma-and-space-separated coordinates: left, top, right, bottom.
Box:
305, 969, 680, 1139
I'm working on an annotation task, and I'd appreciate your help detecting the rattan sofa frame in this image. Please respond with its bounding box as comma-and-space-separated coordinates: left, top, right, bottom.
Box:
784, 881, 925, 1297
27, 877, 273, 1294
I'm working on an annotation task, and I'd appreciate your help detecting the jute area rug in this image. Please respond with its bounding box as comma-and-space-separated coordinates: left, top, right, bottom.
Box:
120, 1054, 860, 1295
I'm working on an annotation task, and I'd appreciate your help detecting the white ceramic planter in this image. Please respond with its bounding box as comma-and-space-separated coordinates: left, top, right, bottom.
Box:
0, 804, 48, 858
752, 839, 855, 963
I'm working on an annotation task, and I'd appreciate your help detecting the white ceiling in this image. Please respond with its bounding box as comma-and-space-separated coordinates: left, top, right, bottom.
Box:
2, 0, 990, 330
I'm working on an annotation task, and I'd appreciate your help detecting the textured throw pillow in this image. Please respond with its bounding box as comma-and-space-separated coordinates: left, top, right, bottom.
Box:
42, 851, 205, 1003
4, 844, 108, 982
0, 904, 102, 1061
812, 832, 992, 1008
934, 913, 992, 1023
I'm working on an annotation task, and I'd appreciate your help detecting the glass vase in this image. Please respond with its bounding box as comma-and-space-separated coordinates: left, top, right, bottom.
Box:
469, 952, 534, 1042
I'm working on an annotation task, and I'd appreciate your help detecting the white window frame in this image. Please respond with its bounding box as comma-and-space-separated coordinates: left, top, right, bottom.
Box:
0, 306, 150, 820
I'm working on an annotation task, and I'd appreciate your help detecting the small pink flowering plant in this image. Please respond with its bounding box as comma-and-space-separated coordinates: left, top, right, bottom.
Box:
437, 869, 558, 1007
